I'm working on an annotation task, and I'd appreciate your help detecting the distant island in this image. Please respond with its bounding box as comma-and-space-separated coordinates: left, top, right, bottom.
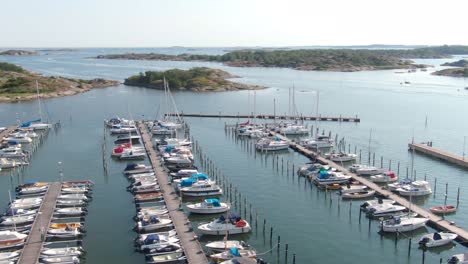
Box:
0, 49, 38, 56
97, 45, 468, 72
441, 59, 468, 67
432, 67, 468, 78
0, 62, 119, 102
124, 67, 265, 92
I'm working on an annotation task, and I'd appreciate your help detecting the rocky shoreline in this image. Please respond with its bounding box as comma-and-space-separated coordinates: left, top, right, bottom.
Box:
0, 49, 38, 56
432, 68, 468, 78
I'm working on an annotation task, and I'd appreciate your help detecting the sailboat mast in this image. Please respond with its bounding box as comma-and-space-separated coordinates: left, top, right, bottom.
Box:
288, 87, 291, 117
253, 91, 256, 124
8, 190, 16, 232
36, 80, 43, 121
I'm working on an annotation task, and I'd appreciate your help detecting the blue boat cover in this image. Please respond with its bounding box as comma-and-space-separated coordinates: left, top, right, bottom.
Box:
20, 119, 41, 128
7, 140, 20, 145
219, 213, 241, 222
180, 179, 195, 187
164, 146, 175, 152
125, 163, 138, 170
205, 198, 220, 207
191, 173, 209, 181
144, 234, 160, 244
230, 247, 241, 257
150, 216, 159, 223
318, 171, 330, 179
275, 136, 281, 141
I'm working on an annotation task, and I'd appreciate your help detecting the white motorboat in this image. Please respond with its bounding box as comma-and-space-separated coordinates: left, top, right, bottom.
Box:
10, 130, 38, 139
55, 208, 86, 216
366, 203, 407, 217
328, 152, 357, 162
297, 164, 334, 177
342, 190, 376, 199
381, 216, 428, 232
113, 135, 141, 145
278, 124, 309, 135
41, 256, 80, 264
354, 165, 385, 176
61, 187, 88, 194
370, 171, 398, 183
186, 199, 230, 214
145, 252, 186, 263
211, 248, 257, 263
138, 236, 180, 251
1, 215, 35, 226
388, 178, 413, 191
136, 209, 169, 220
42, 246, 83, 257
255, 137, 289, 151
0, 251, 20, 261
119, 149, 146, 160
397, 181, 432, 196
134, 230, 177, 245
418, 232, 457, 248
340, 185, 367, 194
56, 200, 87, 207
0, 158, 17, 169
58, 194, 88, 201
179, 180, 223, 197
197, 214, 251, 235
0, 147, 25, 158
205, 240, 246, 253
109, 125, 137, 134
313, 171, 351, 185
448, 253, 468, 264
18, 185, 48, 195
2, 208, 37, 218
151, 126, 176, 135
3, 134, 32, 143
47, 227, 82, 238
136, 217, 173, 232
220, 258, 257, 264
0, 230, 28, 249
123, 163, 153, 175
360, 199, 395, 211
301, 135, 334, 149
112, 144, 144, 157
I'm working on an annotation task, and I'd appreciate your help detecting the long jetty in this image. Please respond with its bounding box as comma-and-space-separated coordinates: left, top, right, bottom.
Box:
409, 142, 468, 169
166, 113, 360, 122
137, 122, 209, 264
272, 132, 468, 245
18, 182, 62, 264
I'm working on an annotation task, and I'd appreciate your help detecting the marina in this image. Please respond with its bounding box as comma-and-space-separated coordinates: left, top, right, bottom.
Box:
166, 113, 360, 122
136, 121, 209, 264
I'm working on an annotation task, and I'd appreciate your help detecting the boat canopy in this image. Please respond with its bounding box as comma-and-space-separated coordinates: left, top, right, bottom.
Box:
164, 146, 175, 152
144, 234, 160, 244
230, 247, 242, 257
219, 213, 241, 222
384, 171, 397, 178
20, 119, 41, 128
205, 198, 220, 207
180, 179, 196, 187
7, 140, 20, 145
191, 173, 209, 181
124, 163, 139, 170
318, 171, 330, 179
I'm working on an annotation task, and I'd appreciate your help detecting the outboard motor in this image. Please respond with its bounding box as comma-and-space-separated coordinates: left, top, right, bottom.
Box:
448, 256, 460, 264
419, 237, 430, 245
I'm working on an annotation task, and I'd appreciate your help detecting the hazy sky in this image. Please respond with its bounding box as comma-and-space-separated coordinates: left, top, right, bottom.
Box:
1, 0, 467, 47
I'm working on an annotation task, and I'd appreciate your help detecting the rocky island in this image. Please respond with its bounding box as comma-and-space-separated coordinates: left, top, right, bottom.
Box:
0, 49, 38, 56
0, 62, 120, 102
432, 67, 468, 78
441, 59, 468, 67
124, 67, 265, 92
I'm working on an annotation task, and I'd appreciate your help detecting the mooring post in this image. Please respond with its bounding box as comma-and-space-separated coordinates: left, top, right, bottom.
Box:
397, 161, 400, 175
408, 238, 411, 256
389, 160, 392, 170
434, 178, 437, 197
380, 156, 383, 168
457, 187, 460, 205
285, 243, 289, 262
293, 254, 296, 264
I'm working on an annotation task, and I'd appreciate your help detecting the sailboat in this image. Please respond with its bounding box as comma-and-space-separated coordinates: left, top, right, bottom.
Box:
152, 78, 183, 135
23, 81, 52, 130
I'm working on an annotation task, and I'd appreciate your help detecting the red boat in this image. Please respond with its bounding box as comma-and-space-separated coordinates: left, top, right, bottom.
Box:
430, 205, 457, 214
112, 143, 132, 157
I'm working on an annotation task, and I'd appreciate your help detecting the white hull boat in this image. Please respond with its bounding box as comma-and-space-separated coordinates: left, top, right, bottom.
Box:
55, 208, 86, 216
205, 240, 245, 252
329, 152, 357, 162
41, 256, 80, 264
370, 171, 398, 183
58, 194, 88, 201
342, 190, 375, 199
137, 218, 173, 232
198, 216, 251, 235
366, 203, 407, 217
397, 181, 432, 196
381, 216, 428, 232
186, 199, 230, 214
448, 253, 468, 264
42, 247, 83, 257
47, 228, 81, 238
0, 251, 19, 261
0, 231, 28, 249
419, 232, 457, 248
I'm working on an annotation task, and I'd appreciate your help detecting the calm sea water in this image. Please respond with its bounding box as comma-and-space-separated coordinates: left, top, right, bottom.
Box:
1, 48, 468, 263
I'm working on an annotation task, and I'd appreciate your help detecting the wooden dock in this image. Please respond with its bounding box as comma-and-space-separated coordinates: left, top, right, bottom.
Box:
272, 132, 468, 245
137, 122, 209, 264
409, 142, 468, 169
18, 182, 62, 264
166, 113, 360, 122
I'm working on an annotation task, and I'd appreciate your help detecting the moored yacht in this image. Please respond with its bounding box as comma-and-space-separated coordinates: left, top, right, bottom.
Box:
198, 214, 251, 235
255, 137, 289, 151
381, 216, 428, 232
186, 198, 230, 214
397, 180, 432, 196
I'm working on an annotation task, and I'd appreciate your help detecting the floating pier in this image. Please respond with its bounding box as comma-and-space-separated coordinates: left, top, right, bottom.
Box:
166, 113, 360, 122
272, 132, 468, 245
18, 182, 62, 264
408, 142, 468, 169
137, 122, 209, 264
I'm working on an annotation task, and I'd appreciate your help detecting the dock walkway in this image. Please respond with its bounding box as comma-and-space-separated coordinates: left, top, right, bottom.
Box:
18, 182, 62, 264
166, 113, 360, 122
137, 122, 209, 264
273, 132, 468, 244
409, 142, 468, 169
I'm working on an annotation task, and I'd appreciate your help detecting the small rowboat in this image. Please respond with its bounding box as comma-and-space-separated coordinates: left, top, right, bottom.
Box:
134, 192, 163, 202
430, 205, 457, 214
318, 183, 341, 190
342, 190, 376, 199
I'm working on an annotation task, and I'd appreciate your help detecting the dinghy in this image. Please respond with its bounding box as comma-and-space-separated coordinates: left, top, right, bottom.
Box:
42, 246, 83, 257
41, 256, 80, 264
342, 190, 376, 199
430, 205, 457, 214
136, 217, 173, 232
418, 232, 457, 248
205, 240, 246, 253
0, 231, 28, 249
49, 223, 82, 229
47, 227, 82, 238
211, 248, 257, 263
145, 252, 186, 263
134, 192, 164, 202
55, 208, 86, 216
